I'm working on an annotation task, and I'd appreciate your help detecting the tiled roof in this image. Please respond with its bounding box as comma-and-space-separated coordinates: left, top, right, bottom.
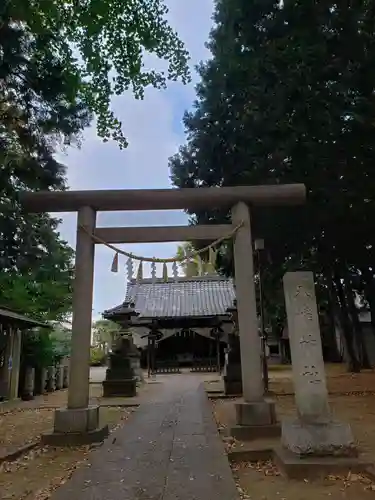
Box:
106, 276, 235, 319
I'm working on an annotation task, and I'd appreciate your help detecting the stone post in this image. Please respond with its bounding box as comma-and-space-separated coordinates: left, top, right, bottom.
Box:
55, 365, 64, 390
22, 366, 35, 401
62, 365, 69, 388
46, 366, 56, 392
230, 202, 278, 435
41, 368, 48, 394
43, 207, 108, 446
281, 272, 356, 458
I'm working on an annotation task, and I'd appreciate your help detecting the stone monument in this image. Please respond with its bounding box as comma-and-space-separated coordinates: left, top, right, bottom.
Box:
276, 271, 360, 477
223, 300, 242, 395
102, 334, 137, 397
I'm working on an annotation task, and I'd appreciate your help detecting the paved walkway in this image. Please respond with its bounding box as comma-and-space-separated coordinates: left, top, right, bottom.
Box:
52, 375, 239, 500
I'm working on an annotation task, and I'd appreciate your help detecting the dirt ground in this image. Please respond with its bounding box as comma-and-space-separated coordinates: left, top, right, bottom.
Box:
212, 369, 375, 500
0, 405, 134, 500
0, 384, 103, 456
269, 365, 375, 396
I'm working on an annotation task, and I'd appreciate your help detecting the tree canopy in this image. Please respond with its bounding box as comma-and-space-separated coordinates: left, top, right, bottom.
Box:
170, 0, 375, 370
0, 13, 91, 320
3, 0, 190, 147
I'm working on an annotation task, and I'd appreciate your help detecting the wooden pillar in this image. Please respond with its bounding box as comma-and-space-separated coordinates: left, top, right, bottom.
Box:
67, 206, 96, 409
1, 326, 12, 398
231, 202, 263, 402
147, 338, 151, 378
9, 328, 22, 400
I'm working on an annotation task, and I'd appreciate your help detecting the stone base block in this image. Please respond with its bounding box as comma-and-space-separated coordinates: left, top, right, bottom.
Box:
235, 400, 277, 427
54, 405, 100, 434
41, 425, 109, 447
102, 378, 136, 398
274, 447, 370, 480
281, 418, 358, 458
231, 423, 281, 441
227, 440, 275, 463
21, 393, 35, 402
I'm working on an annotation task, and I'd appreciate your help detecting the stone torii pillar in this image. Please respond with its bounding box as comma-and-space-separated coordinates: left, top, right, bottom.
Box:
43, 206, 108, 445
231, 202, 278, 439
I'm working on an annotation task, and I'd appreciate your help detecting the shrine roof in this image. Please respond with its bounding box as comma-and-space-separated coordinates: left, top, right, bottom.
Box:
104, 276, 235, 321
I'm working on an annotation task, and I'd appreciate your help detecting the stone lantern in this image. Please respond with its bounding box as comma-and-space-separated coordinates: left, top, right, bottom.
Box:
102, 302, 140, 397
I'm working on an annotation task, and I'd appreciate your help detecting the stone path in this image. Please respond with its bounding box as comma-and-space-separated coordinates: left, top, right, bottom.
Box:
51, 375, 239, 500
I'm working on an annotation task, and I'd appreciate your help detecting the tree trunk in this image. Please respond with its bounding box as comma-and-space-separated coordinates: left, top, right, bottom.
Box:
362, 268, 375, 339
344, 273, 371, 369
323, 283, 342, 362
332, 274, 361, 372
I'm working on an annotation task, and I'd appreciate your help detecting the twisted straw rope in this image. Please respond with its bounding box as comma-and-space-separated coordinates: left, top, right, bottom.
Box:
79, 222, 243, 264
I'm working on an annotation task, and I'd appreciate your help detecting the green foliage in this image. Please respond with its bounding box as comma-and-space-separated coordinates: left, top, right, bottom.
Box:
92, 319, 119, 350
21, 325, 72, 369
50, 325, 72, 359
90, 347, 107, 366
0, 238, 74, 322
22, 330, 56, 369
4, 0, 190, 147
1, 15, 89, 321
175, 242, 216, 276
170, 0, 375, 369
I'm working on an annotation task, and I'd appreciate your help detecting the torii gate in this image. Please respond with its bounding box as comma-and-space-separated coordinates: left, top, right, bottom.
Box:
20, 184, 305, 444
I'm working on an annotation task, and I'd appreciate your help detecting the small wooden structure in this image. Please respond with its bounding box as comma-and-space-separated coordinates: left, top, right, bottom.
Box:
0, 306, 48, 401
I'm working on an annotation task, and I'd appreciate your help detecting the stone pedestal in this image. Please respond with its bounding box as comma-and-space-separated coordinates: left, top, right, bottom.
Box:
41, 405, 109, 446
102, 337, 137, 397
278, 272, 359, 477
281, 418, 357, 457
223, 334, 242, 395
231, 399, 280, 441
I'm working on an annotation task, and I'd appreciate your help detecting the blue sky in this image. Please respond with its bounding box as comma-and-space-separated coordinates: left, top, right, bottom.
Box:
56, 0, 214, 319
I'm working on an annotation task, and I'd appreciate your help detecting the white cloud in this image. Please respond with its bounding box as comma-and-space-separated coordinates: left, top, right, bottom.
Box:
56, 0, 214, 318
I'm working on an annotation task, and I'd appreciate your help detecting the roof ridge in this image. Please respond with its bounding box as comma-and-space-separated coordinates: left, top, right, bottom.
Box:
129, 276, 232, 285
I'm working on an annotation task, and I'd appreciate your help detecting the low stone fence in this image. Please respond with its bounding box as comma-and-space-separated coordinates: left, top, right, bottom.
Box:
191, 358, 218, 373
21, 357, 70, 401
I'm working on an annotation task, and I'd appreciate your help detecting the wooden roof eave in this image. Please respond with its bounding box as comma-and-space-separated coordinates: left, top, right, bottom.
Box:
0, 307, 50, 330
129, 314, 231, 329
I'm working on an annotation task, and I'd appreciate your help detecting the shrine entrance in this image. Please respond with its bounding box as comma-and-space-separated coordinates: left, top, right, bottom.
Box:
20, 184, 305, 443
